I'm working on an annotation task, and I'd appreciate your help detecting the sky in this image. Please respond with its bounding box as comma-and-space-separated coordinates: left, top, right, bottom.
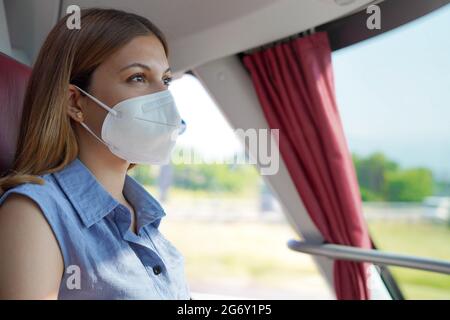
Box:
169, 74, 243, 162
170, 4, 450, 179
333, 3, 450, 180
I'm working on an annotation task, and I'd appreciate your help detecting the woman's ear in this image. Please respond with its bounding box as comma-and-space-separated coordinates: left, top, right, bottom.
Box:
67, 84, 84, 123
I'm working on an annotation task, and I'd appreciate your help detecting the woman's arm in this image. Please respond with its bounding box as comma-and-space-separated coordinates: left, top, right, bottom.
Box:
0, 194, 64, 299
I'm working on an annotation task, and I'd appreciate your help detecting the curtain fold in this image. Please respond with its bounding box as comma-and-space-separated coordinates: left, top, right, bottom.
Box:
243, 32, 372, 300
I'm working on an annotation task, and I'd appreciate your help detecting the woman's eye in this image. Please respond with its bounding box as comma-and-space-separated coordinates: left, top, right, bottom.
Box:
163, 77, 173, 86
128, 73, 147, 83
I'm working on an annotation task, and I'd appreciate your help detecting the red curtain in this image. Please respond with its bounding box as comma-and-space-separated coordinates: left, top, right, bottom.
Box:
243, 32, 372, 300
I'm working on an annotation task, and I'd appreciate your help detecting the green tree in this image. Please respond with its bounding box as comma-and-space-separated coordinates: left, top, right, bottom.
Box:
384, 168, 434, 202
353, 152, 398, 196
353, 152, 435, 202
173, 163, 260, 194
129, 165, 156, 186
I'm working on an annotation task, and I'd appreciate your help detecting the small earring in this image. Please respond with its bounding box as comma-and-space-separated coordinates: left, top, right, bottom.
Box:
75, 112, 84, 122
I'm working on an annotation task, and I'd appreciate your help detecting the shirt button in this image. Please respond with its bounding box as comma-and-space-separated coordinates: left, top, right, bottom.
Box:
153, 265, 162, 275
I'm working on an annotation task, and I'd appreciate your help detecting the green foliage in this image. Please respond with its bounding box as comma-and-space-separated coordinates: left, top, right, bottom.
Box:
130, 151, 437, 201
359, 187, 383, 202
173, 163, 260, 194
384, 169, 434, 202
128, 159, 260, 195
353, 152, 398, 195
128, 165, 156, 186
353, 152, 434, 202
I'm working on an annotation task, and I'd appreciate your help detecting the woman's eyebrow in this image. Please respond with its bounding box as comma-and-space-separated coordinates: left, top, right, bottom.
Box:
119, 62, 151, 72
119, 63, 171, 74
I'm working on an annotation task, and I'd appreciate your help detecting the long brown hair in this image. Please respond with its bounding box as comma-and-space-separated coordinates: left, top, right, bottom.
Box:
0, 8, 169, 195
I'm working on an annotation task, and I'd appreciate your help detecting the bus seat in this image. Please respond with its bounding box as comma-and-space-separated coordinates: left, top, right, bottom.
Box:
0, 52, 31, 176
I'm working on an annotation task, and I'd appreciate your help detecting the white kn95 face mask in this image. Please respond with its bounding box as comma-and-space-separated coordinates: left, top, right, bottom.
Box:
73, 85, 186, 165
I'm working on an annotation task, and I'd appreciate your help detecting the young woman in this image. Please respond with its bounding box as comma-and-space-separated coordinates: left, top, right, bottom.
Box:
0, 8, 191, 300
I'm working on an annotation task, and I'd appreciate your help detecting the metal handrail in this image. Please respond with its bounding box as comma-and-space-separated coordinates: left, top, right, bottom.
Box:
287, 240, 450, 275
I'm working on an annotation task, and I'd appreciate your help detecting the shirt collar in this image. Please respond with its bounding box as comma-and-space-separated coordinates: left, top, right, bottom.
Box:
53, 157, 166, 229
123, 173, 166, 230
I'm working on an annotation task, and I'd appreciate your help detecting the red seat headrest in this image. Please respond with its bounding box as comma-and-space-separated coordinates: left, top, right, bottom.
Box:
0, 52, 31, 176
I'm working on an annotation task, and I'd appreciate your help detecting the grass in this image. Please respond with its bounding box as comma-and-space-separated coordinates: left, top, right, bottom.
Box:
151, 183, 450, 299
161, 219, 450, 299
368, 221, 450, 299
159, 220, 331, 297
158, 216, 450, 299
160, 221, 319, 280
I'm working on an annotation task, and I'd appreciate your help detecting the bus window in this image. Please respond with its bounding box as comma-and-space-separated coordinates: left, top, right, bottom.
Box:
333, 4, 450, 299
129, 74, 333, 299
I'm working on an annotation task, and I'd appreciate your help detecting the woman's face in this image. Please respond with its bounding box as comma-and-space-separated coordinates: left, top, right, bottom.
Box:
69, 34, 172, 151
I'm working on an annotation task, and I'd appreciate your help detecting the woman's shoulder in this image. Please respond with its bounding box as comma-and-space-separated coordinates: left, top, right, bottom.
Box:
0, 172, 63, 232
0, 175, 65, 299
0, 175, 56, 223
0, 173, 72, 233
0, 173, 72, 268
0, 173, 62, 208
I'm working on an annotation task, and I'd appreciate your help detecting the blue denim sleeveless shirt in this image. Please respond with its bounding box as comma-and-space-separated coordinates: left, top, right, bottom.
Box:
0, 157, 191, 300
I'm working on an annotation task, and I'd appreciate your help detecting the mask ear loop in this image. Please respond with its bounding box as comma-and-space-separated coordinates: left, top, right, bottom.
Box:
79, 121, 110, 147
72, 85, 115, 147
73, 85, 118, 116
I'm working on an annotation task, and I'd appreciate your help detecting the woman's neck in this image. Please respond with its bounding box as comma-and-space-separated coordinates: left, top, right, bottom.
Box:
77, 148, 130, 202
